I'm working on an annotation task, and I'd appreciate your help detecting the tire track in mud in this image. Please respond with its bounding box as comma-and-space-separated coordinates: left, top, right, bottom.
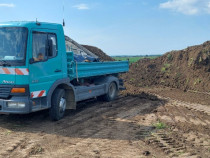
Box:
147, 106, 191, 157
146, 129, 210, 158
155, 95, 210, 132
165, 102, 210, 135
165, 105, 209, 130
0, 132, 44, 158
153, 98, 210, 158
0, 134, 25, 157
0, 95, 162, 158
155, 93, 210, 115
146, 131, 189, 157
53, 96, 156, 138
26, 95, 165, 158
53, 96, 139, 133
0, 93, 209, 158
171, 101, 210, 116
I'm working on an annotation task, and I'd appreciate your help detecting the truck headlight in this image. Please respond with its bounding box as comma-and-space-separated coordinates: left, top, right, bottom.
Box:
7, 102, 25, 108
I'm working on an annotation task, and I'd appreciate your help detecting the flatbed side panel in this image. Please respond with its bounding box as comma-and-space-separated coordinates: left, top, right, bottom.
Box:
75, 84, 106, 102
68, 61, 129, 80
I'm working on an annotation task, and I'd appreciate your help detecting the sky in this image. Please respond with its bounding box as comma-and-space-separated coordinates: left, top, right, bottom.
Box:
0, 0, 210, 56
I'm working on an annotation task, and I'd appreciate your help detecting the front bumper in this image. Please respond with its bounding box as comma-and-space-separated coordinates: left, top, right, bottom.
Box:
0, 96, 31, 114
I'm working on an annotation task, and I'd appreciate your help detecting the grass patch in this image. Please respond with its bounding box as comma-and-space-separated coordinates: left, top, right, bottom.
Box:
113, 55, 161, 63
5, 130, 12, 135
167, 54, 173, 61
194, 78, 202, 85
164, 63, 171, 68
160, 79, 165, 83
188, 57, 194, 67
199, 56, 202, 63
161, 67, 166, 72
177, 151, 185, 156
130, 78, 135, 82
154, 121, 167, 129
161, 63, 171, 72
30, 144, 44, 155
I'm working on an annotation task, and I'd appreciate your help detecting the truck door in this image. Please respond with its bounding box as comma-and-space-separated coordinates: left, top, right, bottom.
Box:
29, 30, 62, 101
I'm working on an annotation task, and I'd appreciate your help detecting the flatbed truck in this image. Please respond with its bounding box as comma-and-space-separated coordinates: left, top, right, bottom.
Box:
0, 21, 129, 120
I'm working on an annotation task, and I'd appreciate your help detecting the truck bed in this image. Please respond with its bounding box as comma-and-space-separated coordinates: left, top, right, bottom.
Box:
67, 52, 129, 80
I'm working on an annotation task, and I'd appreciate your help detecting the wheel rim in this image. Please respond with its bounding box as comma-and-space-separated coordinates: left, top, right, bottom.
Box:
109, 83, 116, 99
59, 97, 66, 114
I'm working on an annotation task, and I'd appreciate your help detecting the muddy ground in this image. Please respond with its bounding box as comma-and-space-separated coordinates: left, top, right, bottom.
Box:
0, 87, 209, 158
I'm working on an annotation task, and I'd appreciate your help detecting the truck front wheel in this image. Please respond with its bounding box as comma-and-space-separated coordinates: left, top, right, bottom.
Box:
49, 88, 66, 121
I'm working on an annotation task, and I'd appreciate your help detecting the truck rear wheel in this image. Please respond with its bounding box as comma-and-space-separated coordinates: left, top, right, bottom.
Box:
100, 82, 118, 102
49, 88, 66, 121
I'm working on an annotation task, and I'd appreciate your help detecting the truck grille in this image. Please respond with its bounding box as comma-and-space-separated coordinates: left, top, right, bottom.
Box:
0, 85, 11, 99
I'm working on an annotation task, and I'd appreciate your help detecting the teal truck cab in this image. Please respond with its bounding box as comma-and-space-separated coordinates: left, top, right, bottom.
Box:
0, 21, 129, 120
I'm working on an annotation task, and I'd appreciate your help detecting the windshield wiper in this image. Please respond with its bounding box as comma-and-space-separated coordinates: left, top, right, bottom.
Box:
0, 60, 11, 66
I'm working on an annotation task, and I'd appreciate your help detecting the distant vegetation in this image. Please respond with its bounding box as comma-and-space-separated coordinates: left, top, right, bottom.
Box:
112, 55, 161, 63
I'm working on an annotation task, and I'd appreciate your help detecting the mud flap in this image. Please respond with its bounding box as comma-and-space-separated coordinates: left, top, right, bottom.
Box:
66, 89, 76, 109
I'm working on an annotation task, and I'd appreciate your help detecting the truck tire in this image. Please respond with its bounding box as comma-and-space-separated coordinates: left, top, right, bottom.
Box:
49, 88, 66, 121
100, 82, 118, 102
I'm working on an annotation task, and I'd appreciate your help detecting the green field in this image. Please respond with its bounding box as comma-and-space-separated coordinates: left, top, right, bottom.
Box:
113, 56, 161, 63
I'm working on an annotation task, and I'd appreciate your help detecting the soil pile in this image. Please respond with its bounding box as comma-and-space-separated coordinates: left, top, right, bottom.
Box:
65, 35, 114, 61
82, 45, 115, 61
123, 41, 210, 92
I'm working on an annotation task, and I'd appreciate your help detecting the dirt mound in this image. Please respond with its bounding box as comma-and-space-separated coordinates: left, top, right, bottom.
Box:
65, 35, 113, 61
82, 45, 115, 61
123, 41, 210, 92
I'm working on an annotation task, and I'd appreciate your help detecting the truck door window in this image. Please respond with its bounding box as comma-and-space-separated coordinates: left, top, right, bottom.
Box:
48, 34, 57, 58
32, 32, 47, 62
32, 32, 57, 62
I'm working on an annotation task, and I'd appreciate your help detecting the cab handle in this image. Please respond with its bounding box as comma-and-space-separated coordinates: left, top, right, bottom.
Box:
54, 69, 61, 72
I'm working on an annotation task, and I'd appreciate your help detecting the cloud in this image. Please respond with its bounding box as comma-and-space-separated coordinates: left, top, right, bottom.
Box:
160, 0, 210, 15
0, 3, 15, 8
73, 3, 89, 10
207, 1, 210, 13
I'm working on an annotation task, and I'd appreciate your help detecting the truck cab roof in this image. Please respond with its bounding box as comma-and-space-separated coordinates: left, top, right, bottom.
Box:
0, 21, 63, 30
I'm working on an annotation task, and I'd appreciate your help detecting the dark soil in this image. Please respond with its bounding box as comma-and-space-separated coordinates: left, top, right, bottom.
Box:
82, 45, 115, 61
1, 92, 209, 158
123, 41, 210, 92
122, 83, 210, 106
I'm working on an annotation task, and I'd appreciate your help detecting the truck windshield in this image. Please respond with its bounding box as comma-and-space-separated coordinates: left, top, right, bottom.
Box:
0, 27, 28, 66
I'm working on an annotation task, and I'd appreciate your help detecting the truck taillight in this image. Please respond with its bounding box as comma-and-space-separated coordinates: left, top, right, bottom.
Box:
11, 88, 26, 93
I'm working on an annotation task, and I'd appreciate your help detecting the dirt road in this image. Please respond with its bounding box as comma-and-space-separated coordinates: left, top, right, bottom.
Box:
0, 92, 209, 158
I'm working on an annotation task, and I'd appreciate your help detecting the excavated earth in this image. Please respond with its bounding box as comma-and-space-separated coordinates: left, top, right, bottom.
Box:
0, 42, 209, 158
82, 45, 115, 61
123, 41, 210, 92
